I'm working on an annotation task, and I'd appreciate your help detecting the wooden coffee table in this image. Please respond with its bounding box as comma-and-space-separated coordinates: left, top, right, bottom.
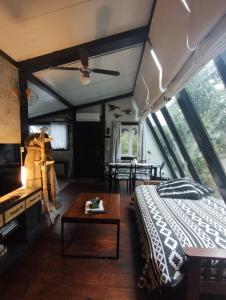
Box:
61, 192, 120, 259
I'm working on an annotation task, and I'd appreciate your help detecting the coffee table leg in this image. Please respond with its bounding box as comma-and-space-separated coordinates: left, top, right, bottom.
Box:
116, 223, 120, 259
61, 221, 64, 256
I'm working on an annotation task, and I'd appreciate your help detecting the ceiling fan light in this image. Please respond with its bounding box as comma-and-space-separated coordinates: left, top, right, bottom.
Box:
80, 72, 91, 85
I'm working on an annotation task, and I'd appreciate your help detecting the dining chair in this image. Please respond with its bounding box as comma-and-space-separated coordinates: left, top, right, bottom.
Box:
114, 164, 132, 192
138, 159, 146, 163
133, 164, 151, 189
150, 162, 169, 181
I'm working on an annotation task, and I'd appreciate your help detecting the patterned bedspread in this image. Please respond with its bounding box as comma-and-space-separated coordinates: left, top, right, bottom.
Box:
134, 185, 226, 291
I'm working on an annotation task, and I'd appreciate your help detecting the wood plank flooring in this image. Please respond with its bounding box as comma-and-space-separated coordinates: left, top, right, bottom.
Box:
0, 179, 150, 300
0, 179, 222, 300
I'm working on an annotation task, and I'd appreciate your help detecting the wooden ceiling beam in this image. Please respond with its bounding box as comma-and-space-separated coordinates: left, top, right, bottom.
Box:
19, 26, 149, 74
28, 74, 73, 108
28, 108, 72, 122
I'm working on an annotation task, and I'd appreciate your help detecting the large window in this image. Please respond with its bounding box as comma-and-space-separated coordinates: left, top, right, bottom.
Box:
186, 59, 226, 173
29, 123, 68, 150
155, 111, 190, 178
120, 125, 138, 158
148, 115, 180, 177
166, 98, 220, 196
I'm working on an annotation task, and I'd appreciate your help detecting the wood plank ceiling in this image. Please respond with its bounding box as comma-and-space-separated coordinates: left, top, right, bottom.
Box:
0, 0, 154, 117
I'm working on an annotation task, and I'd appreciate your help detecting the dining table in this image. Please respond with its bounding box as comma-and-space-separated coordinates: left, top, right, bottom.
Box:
107, 162, 161, 192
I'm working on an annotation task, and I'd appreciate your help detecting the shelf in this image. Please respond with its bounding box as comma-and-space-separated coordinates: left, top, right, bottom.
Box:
0, 219, 20, 240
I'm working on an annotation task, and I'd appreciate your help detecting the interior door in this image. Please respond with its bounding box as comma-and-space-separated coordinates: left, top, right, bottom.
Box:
74, 122, 104, 177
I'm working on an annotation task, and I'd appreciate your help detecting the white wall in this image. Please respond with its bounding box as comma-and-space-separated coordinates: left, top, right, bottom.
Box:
144, 121, 172, 178
105, 96, 139, 131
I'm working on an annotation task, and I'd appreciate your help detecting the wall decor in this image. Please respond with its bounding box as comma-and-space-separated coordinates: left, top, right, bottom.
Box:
121, 108, 132, 115
114, 114, 122, 118
108, 104, 121, 111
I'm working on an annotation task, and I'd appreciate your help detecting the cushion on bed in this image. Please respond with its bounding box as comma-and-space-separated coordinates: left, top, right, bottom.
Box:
157, 178, 213, 199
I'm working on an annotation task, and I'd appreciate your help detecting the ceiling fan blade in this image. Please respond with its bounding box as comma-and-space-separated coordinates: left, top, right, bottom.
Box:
91, 68, 120, 76
79, 48, 89, 68
50, 66, 81, 71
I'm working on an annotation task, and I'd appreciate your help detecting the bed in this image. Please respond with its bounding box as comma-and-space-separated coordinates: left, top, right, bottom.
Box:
134, 184, 226, 300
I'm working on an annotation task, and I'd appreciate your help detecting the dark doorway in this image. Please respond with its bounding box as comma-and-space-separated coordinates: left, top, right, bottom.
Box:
74, 122, 104, 178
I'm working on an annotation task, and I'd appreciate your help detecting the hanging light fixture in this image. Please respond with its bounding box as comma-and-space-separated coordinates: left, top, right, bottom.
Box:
80, 70, 91, 85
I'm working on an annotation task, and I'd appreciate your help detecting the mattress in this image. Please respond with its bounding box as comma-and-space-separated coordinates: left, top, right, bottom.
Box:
134, 185, 226, 291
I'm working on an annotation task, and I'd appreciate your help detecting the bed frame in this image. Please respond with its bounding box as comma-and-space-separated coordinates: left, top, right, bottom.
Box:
132, 186, 226, 300
184, 247, 226, 300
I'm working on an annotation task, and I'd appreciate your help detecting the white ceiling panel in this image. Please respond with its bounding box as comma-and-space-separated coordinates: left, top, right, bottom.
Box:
35, 45, 143, 88
0, 0, 152, 61
28, 98, 67, 118
34, 45, 142, 106
28, 82, 67, 117
61, 74, 136, 105
0, 0, 87, 27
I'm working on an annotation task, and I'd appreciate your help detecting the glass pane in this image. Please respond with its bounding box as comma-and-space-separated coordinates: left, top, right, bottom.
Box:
156, 111, 191, 177
166, 97, 220, 197
186, 59, 226, 174
131, 126, 138, 157
121, 128, 129, 155
29, 125, 51, 135
50, 123, 67, 150
148, 114, 180, 178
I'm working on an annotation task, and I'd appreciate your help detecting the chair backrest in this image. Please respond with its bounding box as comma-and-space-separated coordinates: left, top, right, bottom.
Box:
159, 161, 165, 177
120, 156, 134, 161
115, 164, 132, 176
135, 164, 151, 177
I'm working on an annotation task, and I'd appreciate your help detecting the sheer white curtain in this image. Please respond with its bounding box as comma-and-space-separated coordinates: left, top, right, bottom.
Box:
50, 123, 67, 150
110, 121, 121, 162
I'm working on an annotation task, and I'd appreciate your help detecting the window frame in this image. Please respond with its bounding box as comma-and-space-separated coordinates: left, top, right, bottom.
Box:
152, 112, 185, 177
28, 122, 69, 151
177, 89, 226, 201
146, 117, 177, 179
161, 106, 201, 183
120, 123, 138, 158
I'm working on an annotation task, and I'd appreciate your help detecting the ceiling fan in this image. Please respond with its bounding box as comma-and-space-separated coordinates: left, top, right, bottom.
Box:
50, 48, 120, 85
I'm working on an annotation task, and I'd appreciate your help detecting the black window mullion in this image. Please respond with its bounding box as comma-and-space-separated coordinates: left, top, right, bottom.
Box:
215, 55, 226, 88
146, 118, 177, 179
178, 89, 226, 201
161, 106, 201, 183
152, 113, 185, 177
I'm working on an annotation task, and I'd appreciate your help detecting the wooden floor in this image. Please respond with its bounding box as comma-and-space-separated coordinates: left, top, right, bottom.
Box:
0, 179, 223, 300
0, 179, 150, 300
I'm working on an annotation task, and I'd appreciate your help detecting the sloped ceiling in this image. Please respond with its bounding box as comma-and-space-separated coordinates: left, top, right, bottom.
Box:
0, 0, 152, 61
34, 45, 143, 107
28, 82, 67, 117
0, 0, 154, 117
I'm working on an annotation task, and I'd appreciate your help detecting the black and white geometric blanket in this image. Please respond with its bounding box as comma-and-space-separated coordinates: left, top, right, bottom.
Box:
134, 185, 226, 291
